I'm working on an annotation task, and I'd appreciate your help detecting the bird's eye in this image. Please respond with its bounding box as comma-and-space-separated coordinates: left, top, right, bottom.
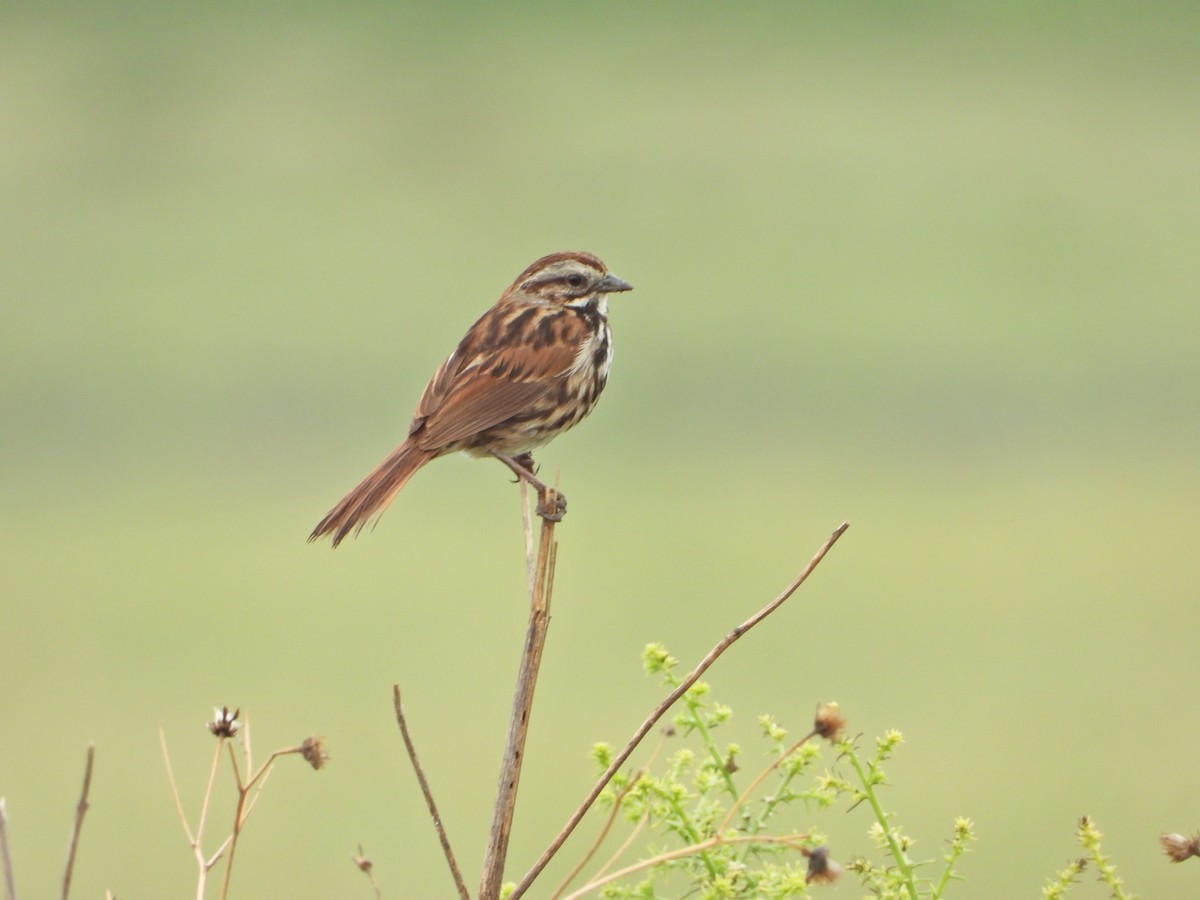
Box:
566, 273, 586, 288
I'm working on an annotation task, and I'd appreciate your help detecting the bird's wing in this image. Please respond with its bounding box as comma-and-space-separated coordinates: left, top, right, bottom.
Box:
411, 310, 587, 450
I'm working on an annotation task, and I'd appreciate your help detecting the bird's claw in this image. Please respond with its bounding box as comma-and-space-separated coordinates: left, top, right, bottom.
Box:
536, 489, 567, 522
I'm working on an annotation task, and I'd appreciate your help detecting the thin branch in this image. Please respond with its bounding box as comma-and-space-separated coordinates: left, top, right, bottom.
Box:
1, 798, 16, 900
160, 725, 222, 900
553, 727, 672, 900
204, 749, 289, 875
218, 741, 250, 900
392, 685, 469, 900
241, 712, 254, 775
520, 477, 535, 597
562, 832, 810, 900
550, 772, 642, 900
510, 521, 850, 899
205, 835, 233, 872
478, 485, 561, 900
592, 807, 649, 885
60, 743, 95, 900
233, 754, 281, 826
159, 727, 195, 845
241, 748, 291, 795
219, 738, 295, 900
193, 738, 223, 858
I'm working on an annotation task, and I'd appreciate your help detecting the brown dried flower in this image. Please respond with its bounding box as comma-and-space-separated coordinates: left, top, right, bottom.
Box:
1160, 832, 1200, 863
813, 702, 846, 742
300, 736, 330, 771
208, 706, 240, 739
352, 844, 373, 873
802, 845, 842, 885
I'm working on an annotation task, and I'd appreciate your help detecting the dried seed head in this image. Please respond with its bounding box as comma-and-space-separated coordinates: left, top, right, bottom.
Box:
301, 736, 330, 771
813, 702, 846, 742
208, 707, 240, 739
802, 845, 842, 885
352, 845, 373, 873
1161, 832, 1200, 863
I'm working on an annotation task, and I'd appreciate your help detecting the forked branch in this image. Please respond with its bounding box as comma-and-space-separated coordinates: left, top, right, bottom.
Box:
508, 521, 850, 899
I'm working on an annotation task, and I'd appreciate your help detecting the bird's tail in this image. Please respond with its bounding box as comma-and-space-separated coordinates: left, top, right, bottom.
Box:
309, 441, 433, 547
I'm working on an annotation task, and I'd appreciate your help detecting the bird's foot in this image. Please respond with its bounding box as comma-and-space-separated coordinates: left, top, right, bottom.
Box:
535, 488, 567, 522
490, 450, 567, 522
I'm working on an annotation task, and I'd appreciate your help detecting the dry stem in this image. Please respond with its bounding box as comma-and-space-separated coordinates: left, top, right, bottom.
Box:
0, 799, 15, 900
162, 715, 305, 900
591, 807, 650, 886
160, 726, 224, 900
392, 685, 469, 900
551, 728, 672, 899
59, 743, 95, 900
509, 521, 850, 899
477, 480, 560, 899
550, 773, 641, 900
219, 735, 295, 900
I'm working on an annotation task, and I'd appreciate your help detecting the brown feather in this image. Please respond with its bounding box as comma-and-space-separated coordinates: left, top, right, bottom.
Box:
307, 441, 434, 546
414, 315, 586, 449
416, 378, 553, 449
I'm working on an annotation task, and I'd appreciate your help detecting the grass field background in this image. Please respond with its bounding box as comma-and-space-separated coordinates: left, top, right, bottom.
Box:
3, 2, 1199, 897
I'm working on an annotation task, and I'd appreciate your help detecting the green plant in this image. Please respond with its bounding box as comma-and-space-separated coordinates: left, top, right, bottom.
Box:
549, 645, 975, 899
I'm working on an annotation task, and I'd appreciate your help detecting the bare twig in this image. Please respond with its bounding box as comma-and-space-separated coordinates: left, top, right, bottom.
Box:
205, 835, 233, 872
220, 732, 296, 900
60, 743, 95, 900
592, 806, 650, 886
552, 728, 672, 900
478, 483, 561, 899
392, 685, 469, 900
1, 798, 16, 900
193, 739, 223, 861
218, 741, 251, 900
510, 521, 850, 899
520, 477, 536, 596
159, 727, 195, 845
160, 726, 224, 900
227, 747, 289, 826
163, 713, 319, 900
550, 772, 642, 900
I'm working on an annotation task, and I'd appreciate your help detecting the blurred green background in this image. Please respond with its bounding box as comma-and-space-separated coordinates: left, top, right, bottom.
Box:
3, 2, 1198, 897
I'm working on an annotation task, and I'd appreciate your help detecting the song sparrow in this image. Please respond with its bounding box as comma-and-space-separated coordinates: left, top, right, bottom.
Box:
309, 251, 633, 546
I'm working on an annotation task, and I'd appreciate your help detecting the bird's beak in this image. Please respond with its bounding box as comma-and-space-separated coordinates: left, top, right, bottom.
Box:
598, 272, 633, 293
